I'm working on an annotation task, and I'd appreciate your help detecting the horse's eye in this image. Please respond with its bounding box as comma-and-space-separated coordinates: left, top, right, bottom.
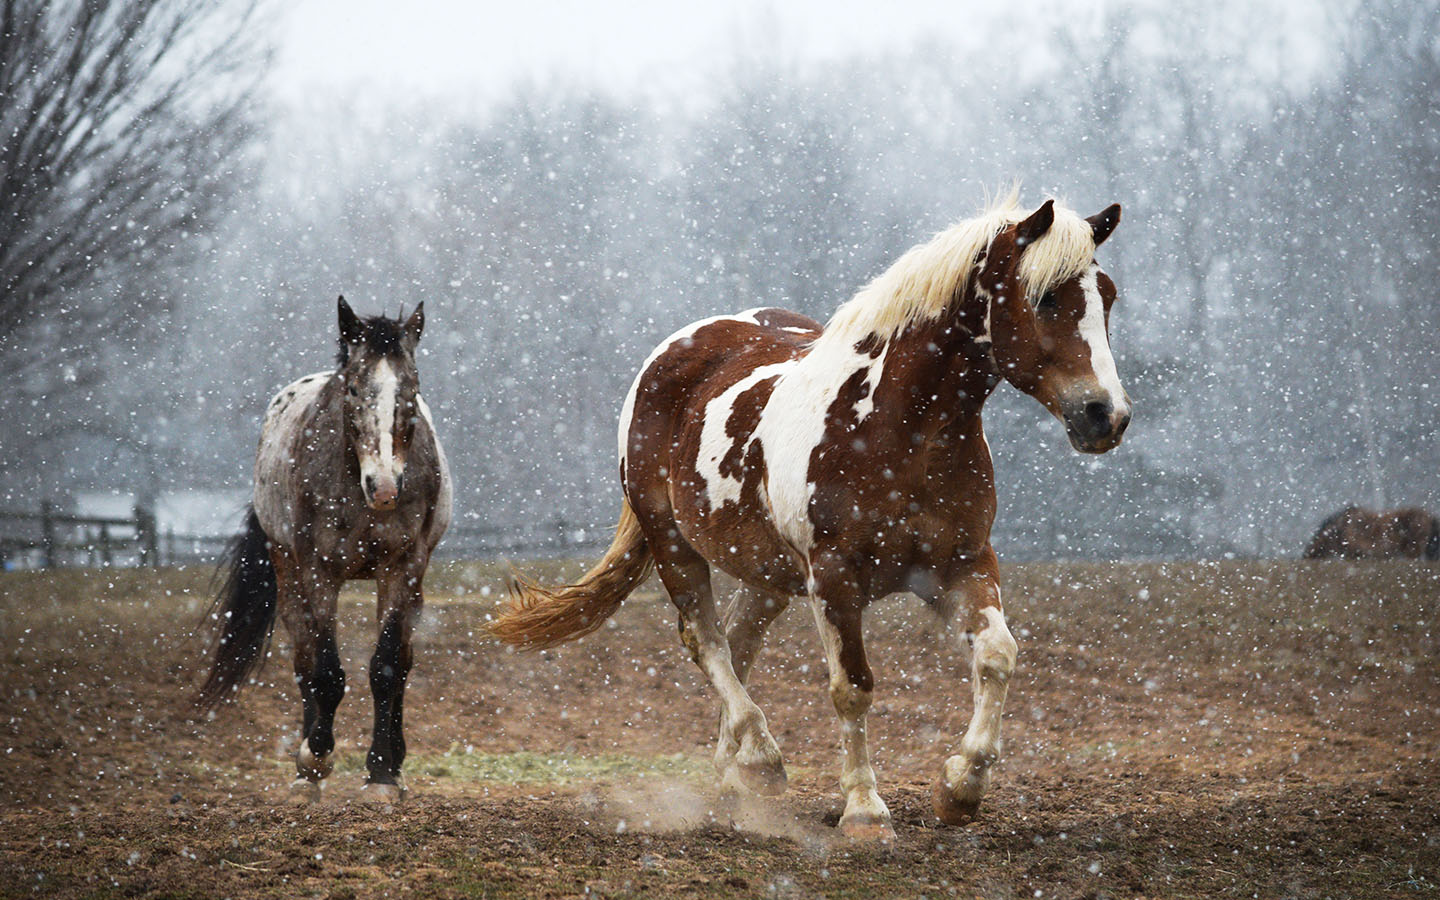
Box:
1037, 291, 1057, 309
347, 385, 358, 397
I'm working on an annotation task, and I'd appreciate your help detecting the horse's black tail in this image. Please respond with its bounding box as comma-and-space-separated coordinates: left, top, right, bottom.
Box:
197, 506, 278, 711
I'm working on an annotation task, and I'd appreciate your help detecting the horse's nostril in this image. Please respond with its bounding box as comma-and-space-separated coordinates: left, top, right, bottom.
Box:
364, 474, 376, 496
1116, 412, 1132, 434
395, 473, 404, 493
1084, 400, 1112, 431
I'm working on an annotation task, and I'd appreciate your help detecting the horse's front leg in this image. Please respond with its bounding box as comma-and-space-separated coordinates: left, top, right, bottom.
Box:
364, 558, 425, 801
276, 552, 345, 801
931, 545, 1018, 824
809, 554, 891, 840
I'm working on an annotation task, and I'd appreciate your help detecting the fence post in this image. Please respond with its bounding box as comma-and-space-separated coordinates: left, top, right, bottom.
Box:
41, 500, 56, 569
135, 503, 158, 568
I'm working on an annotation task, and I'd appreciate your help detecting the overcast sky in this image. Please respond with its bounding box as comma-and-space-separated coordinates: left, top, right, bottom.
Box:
272, 0, 1015, 101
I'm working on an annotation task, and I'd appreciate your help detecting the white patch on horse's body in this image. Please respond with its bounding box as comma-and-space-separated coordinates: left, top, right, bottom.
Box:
851, 342, 889, 424
695, 362, 793, 511
254, 372, 332, 546
618, 309, 764, 475
416, 394, 454, 542
753, 336, 889, 560
975, 282, 994, 346
1077, 265, 1128, 413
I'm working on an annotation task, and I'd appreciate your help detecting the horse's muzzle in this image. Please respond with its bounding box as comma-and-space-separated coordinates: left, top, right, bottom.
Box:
364, 473, 400, 510
1064, 399, 1130, 454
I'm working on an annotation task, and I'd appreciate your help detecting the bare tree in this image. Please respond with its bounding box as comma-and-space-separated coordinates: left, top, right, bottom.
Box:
0, 0, 270, 382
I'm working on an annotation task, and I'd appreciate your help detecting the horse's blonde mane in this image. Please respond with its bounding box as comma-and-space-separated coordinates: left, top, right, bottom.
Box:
820, 193, 1098, 346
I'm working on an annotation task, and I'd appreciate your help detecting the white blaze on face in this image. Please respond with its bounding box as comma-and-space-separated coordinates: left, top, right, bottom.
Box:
358, 358, 404, 506
376, 360, 399, 468
1077, 265, 1128, 415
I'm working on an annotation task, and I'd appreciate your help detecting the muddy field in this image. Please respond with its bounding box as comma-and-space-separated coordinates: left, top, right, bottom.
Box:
1, 560, 1437, 899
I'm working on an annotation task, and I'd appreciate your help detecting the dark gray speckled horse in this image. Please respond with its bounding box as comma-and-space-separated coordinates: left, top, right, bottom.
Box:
199, 296, 451, 802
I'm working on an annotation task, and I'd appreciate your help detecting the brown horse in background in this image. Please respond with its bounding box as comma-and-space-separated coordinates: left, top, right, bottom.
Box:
491, 195, 1131, 839
1305, 506, 1439, 560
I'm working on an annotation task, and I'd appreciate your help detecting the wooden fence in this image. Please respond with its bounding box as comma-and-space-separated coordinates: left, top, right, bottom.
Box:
0, 502, 159, 569
0, 503, 605, 569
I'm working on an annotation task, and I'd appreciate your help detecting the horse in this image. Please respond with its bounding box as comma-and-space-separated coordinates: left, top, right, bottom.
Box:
199, 296, 452, 802
1305, 506, 1439, 560
490, 195, 1131, 838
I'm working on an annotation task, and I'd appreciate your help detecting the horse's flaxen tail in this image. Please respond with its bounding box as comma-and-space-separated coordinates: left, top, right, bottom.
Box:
197, 506, 278, 710
488, 498, 653, 649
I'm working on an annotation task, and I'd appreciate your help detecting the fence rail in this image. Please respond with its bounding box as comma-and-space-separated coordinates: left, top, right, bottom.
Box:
0, 502, 157, 569
437, 517, 607, 561
0, 502, 606, 570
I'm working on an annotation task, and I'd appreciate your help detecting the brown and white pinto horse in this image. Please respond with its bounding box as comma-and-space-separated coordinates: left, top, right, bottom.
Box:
200, 297, 452, 802
491, 197, 1129, 837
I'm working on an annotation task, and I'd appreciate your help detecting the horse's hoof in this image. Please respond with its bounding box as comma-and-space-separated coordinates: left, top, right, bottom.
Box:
289, 778, 322, 803
932, 778, 981, 825
360, 781, 406, 804
717, 766, 747, 796
296, 744, 333, 780
736, 758, 788, 797
839, 816, 895, 843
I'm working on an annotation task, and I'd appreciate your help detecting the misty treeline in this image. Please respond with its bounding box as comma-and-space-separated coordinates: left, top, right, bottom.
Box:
1, 0, 1435, 559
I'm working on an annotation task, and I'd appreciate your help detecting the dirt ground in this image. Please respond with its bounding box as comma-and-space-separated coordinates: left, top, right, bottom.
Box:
1, 559, 1436, 899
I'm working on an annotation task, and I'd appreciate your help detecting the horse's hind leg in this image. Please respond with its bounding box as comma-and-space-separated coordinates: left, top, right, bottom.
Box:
723, 584, 791, 685
931, 546, 1017, 824
276, 552, 345, 801
362, 557, 425, 801
717, 585, 791, 784
653, 542, 786, 795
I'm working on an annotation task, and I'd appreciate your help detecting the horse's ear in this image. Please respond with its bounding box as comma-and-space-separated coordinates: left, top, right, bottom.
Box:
1087, 203, 1122, 248
338, 295, 363, 346
403, 302, 425, 348
1015, 199, 1055, 248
